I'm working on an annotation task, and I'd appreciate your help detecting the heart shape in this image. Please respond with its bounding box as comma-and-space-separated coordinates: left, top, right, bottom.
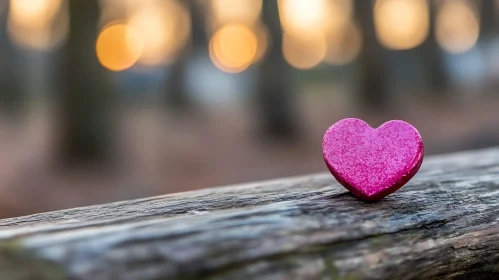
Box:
322, 118, 424, 201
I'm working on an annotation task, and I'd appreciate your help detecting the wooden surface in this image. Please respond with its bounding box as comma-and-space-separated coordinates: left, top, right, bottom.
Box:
0, 148, 499, 279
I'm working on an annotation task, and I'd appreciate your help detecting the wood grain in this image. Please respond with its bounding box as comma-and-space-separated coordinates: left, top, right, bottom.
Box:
0, 148, 499, 279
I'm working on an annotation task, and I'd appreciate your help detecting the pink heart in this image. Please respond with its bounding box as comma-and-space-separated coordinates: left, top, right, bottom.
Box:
322, 118, 424, 201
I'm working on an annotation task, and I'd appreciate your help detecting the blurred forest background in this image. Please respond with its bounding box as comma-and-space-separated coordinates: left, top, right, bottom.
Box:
0, 0, 498, 217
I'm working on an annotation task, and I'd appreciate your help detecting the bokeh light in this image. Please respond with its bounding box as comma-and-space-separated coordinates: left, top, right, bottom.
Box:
210, 23, 258, 73
278, 0, 356, 68
279, 0, 351, 35
278, 0, 328, 35
208, 0, 266, 68
435, 0, 479, 54
324, 22, 362, 65
324, 0, 353, 35
127, 0, 191, 66
9, 0, 62, 29
282, 32, 327, 70
96, 23, 143, 71
211, 0, 262, 25
8, 0, 68, 51
374, 0, 429, 50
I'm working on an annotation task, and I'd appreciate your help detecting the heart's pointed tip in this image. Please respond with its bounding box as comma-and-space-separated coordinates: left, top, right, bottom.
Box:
359, 196, 384, 202
362, 190, 392, 201
345, 188, 386, 201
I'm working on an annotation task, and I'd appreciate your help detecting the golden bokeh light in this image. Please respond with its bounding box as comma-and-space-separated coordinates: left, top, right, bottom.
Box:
9, 0, 62, 29
435, 0, 479, 54
96, 23, 143, 71
374, 0, 429, 50
279, 0, 352, 36
209, 23, 258, 73
211, 0, 262, 25
278, 0, 328, 34
282, 32, 327, 70
277, 0, 355, 67
324, 22, 362, 65
327, 0, 353, 36
8, 0, 68, 51
128, 7, 174, 65
127, 0, 191, 66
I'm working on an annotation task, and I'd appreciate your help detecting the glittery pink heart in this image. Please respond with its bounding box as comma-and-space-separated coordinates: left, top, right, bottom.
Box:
322, 118, 424, 201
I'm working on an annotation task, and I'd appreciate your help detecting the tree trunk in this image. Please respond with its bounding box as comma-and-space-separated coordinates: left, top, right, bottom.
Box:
163, 0, 204, 112
57, 0, 114, 164
479, 0, 496, 40
0, 4, 24, 118
255, 0, 299, 140
421, 0, 449, 91
354, 0, 388, 109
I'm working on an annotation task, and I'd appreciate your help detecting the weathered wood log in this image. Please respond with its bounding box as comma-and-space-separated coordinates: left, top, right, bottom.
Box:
0, 148, 499, 279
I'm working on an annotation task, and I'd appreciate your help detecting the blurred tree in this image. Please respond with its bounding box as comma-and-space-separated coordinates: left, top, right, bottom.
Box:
164, 0, 203, 112
57, 0, 115, 164
480, 0, 496, 40
479, 0, 499, 90
421, 0, 448, 91
165, 55, 189, 112
0, 3, 24, 118
354, 0, 388, 109
255, 0, 299, 140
